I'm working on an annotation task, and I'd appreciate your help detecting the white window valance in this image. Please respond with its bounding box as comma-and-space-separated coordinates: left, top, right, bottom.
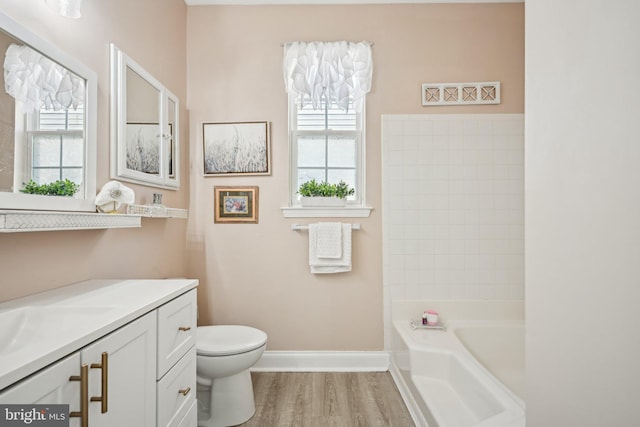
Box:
283, 41, 372, 112
3, 43, 85, 113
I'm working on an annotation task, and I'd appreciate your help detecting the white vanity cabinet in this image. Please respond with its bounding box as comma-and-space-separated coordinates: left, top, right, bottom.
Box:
0, 311, 157, 427
0, 279, 198, 427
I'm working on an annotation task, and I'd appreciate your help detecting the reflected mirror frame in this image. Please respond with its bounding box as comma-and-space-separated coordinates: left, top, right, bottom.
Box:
0, 11, 97, 212
110, 44, 179, 190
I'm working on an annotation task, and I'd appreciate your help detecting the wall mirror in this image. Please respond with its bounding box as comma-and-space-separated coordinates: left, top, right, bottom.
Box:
110, 44, 179, 190
0, 11, 97, 212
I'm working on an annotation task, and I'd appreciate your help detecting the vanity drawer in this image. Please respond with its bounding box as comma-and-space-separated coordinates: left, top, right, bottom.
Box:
157, 289, 197, 378
176, 399, 197, 427
157, 347, 196, 427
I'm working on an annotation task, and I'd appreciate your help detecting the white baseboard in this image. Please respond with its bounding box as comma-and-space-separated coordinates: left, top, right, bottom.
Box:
252, 351, 390, 372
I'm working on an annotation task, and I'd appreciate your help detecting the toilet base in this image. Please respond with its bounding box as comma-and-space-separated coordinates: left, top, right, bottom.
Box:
197, 370, 256, 427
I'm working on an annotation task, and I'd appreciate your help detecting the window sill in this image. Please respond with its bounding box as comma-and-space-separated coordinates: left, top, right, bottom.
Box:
280, 206, 372, 218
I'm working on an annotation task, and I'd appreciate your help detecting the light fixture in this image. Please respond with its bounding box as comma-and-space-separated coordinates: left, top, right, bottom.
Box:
45, 0, 82, 19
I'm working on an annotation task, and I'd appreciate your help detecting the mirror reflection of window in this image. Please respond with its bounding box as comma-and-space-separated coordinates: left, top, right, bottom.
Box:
28, 106, 84, 192
0, 11, 97, 212
1, 37, 87, 197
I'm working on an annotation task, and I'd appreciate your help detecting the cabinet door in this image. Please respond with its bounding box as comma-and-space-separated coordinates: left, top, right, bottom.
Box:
0, 352, 81, 427
82, 312, 157, 427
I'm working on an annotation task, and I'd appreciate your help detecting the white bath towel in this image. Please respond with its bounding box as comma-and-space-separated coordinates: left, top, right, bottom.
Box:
315, 222, 343, 259
308, 223, 352, 274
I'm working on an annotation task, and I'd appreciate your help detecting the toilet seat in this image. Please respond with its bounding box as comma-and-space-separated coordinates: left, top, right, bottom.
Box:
197, 325, 267, 356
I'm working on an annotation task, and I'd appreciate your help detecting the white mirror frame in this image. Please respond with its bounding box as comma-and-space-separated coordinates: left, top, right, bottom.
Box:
0, 11, 97, 212
110, 44, 180, 190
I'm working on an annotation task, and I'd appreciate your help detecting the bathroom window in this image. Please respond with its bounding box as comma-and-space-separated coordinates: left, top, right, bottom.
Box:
282, 41, 372, 216
25, 106, 85, 185
288, 94, 366, 207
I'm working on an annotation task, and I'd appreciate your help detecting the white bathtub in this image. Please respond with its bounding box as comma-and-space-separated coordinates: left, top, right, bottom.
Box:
390, 319, 525, 427
454, 323, 525, 401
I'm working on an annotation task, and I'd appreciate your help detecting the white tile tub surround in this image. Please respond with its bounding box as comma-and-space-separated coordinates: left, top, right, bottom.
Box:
391, 299, 525, 324
382, 114, 524, 348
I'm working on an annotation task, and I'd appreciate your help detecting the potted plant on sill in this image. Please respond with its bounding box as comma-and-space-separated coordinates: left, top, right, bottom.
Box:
297, 179, 355, 207
20, 179, 79, 197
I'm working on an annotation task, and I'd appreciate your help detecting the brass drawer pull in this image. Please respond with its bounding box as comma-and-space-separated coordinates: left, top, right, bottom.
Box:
90, 352, 109, 413
178, 326, 191, 332
178, 387, 191, 396
69, 364, 89, 427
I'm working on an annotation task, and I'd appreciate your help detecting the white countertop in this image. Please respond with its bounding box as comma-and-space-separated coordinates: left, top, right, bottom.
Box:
0, 278, 198, 390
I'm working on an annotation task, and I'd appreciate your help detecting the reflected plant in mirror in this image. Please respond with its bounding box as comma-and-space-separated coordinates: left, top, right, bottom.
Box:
0, 11, 97, 212
21, 179, 79, 196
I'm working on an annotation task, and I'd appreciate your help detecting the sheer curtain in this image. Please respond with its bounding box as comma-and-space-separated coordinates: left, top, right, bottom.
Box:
283, 41, 372, 112
4, 44, 85, 113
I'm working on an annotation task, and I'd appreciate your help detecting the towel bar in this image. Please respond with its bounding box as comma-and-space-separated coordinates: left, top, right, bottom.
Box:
291, 223, 361, 231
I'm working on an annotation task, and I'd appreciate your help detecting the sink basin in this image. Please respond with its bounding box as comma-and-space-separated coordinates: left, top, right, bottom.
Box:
0, 305, 116, 356
0, 307, 29, 352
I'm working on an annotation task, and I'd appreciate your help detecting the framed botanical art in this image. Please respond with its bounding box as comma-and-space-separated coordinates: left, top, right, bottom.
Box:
214, 186, 259, 224
203, 121, 271, 176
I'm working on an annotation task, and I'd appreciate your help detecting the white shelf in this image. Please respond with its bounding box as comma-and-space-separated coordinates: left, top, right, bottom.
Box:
0, 210, 141, 233
126, 204, 188, 219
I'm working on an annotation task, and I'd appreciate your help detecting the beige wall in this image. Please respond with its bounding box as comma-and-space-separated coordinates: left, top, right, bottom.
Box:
186, 4, 524, 351
0, 0, 189, 301
526, 1, 640, 424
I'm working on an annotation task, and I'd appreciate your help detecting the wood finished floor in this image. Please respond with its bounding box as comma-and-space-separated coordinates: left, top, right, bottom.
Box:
238, 372, 415, 427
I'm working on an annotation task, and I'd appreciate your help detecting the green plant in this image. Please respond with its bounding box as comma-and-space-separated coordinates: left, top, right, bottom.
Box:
20, 179, 80, 197
297, 179, 355, 199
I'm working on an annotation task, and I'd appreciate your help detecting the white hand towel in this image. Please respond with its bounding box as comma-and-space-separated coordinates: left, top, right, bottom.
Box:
309, 223, 352, 274
315, 222, 343, 259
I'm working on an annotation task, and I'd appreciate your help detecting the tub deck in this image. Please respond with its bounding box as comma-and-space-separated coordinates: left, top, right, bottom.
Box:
391, 320, 525, 427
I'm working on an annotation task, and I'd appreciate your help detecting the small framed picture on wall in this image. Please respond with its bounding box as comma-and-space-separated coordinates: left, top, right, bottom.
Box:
213, 186, 259, 224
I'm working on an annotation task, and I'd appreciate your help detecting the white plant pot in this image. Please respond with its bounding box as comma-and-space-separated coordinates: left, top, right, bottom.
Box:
300, 197, 347, 207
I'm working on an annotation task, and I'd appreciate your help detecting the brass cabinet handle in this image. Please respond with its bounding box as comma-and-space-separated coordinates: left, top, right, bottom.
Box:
178, 326, 191, 332
178, 387, 191, 396
90, 352, 109, 413
69, 364, 89, 427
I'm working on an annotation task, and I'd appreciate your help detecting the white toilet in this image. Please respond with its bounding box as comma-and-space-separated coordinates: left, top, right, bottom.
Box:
196, 325, 267, 427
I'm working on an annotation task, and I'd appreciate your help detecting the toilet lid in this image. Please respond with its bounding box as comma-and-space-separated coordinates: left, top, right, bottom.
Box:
197, 325, 267, 356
